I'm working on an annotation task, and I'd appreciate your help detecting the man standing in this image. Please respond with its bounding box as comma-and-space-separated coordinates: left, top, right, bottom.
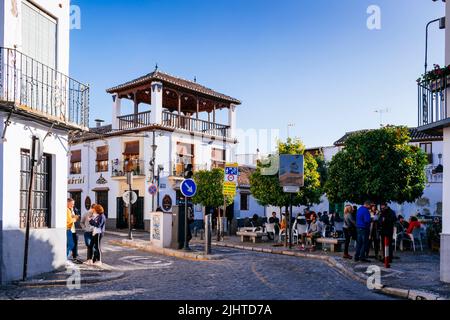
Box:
355, 201, 372, 262
380, 203, 396, 263
67, 198, 81, 263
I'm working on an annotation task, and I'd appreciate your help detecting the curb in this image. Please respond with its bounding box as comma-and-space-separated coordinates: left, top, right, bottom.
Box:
15, 271, 125, 287
111, 240, 224, 261
210, 241, 447, 301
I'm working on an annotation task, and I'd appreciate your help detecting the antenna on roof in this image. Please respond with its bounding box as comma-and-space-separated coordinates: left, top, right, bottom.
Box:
374, 108, 390, 127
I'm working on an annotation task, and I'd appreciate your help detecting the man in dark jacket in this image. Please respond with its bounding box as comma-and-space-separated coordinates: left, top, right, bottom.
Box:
380, 203, 396, 263
355, 201, 372, 262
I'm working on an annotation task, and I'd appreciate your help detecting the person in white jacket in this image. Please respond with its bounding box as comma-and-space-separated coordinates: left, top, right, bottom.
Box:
81, 204, 96, 264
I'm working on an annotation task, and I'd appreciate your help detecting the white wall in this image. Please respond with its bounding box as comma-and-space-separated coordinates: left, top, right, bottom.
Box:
0, 115, 68, 282
234, 191, 265, 219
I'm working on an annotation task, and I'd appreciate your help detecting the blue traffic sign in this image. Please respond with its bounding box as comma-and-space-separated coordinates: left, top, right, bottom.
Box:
180, 179, 197, 197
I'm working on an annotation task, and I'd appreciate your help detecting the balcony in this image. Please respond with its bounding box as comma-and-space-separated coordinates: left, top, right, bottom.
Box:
418, 76, 449, 132
118, 111, 152, 130
426, 165, 443, 184
170, 163, 208, 179
111, 160, 145, 178
0, 47, 89, 130
114, 110, 230, 138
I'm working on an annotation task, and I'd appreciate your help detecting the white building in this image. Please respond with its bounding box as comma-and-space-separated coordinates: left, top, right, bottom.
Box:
68, 70, 240, 231
417, 0, 450, 283
0, 0, 89, 283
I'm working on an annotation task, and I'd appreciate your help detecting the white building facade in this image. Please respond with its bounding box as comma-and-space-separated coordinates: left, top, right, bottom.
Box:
69, 71, 240, 231
0, 0, 89, 283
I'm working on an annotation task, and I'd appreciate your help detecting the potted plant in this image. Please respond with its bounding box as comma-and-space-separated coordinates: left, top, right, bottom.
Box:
417, 64, 450, 91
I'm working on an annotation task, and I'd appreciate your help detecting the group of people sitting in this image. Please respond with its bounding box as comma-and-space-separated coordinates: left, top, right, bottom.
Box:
248, 202, 426, 258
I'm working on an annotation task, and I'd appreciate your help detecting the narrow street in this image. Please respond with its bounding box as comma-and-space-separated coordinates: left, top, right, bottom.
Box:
0, 234, 393, 300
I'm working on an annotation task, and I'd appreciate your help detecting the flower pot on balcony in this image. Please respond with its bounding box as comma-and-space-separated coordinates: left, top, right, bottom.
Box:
428, 75, 450, 92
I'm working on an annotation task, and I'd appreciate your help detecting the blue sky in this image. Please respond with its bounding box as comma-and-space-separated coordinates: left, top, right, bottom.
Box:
70, 0, 446, 151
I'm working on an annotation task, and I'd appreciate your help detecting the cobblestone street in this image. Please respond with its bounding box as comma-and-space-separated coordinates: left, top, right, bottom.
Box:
0, 234, 393, 300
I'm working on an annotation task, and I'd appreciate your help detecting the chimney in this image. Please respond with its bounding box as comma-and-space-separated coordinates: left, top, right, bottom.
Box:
95, 119, 105, 128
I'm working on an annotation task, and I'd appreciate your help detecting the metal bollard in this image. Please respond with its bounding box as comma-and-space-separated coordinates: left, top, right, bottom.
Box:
205, 214, 212, 255
200, 229, 204, 240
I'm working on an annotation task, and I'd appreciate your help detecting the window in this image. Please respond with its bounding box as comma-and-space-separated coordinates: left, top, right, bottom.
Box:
420, 143, 433, 164
123, 141, 140, 173
21, 1, 57, 68
96, 146, 109, 172
70, 150, 82, 174
240, 193, 249, 211
212, 148, 226, 168
20, 150, 52, 229
176, 142, 194, 176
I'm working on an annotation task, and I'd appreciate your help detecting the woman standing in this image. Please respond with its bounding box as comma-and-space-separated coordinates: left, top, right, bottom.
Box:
80, 204, 96, 264
343, 205, 356, 259
89, 204, 106, 266
366, 204, 380, 259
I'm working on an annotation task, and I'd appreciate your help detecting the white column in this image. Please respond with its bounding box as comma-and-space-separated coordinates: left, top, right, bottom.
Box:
112, 94, 121, 130
150, 81, 163, 124
441, 127, 450, 282
441, 1, 450, 283
228, 104, 237, 139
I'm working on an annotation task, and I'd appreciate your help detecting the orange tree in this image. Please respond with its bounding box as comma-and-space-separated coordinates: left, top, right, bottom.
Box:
325, 126, 428, 205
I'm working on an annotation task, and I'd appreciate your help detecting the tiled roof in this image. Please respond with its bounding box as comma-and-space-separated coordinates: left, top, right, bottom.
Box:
334, 127, 443, 146
106, 70, 241, 105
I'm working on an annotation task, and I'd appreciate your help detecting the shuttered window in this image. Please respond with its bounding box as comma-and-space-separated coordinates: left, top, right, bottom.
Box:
21, 1, 57, 69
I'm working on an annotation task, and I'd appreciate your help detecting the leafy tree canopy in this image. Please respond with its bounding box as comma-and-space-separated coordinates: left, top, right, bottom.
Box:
325, 126, 428, 205
192, 168, 233, 209
250, 138, 322, 208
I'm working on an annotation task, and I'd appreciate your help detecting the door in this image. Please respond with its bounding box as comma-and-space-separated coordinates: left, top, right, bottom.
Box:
116, 192, 144, 230
95, 191, 109, 218
69, 191, 82, 228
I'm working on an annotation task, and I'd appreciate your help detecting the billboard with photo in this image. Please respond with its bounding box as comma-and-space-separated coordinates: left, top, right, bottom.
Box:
279, 155, 304, 188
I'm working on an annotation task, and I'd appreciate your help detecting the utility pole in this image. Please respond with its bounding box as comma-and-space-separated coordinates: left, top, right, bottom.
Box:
22, 136, 38, 281
127, 171, 133, 240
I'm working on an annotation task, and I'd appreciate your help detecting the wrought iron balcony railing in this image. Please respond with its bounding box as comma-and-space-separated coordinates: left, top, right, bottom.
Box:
418, 76, 449, 127
0, 47, 89, 129
111, 160, 145, 177
425, 165, 443, 183
117, 110, 152, 130
162, 111, 230, 138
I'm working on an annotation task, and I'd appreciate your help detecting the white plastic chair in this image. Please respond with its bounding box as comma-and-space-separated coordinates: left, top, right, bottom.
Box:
265, 223, 275, 241
408, 228, 424, 252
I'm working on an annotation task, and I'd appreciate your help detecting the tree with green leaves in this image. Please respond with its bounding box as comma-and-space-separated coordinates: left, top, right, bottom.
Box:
250, 138, 322, 214
192, 168, 234, 209
325, 126, 428, 205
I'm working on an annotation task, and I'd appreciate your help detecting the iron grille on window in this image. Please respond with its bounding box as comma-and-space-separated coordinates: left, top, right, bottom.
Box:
20, 150, 51, 229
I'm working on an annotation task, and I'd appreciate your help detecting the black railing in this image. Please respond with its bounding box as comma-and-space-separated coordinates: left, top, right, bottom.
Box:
117, 111, 152, 130
0, 47, 89, 128
162, 111, 230, 138
418, 76, 449, 126
426, 165, 443, 183
111, 160, 145, 177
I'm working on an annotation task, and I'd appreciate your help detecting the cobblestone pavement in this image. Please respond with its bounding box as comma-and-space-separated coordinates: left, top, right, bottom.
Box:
0, 234, 393, 300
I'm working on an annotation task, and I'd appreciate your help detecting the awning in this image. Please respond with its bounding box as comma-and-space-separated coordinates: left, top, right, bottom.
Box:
68, 189, 83, 193
96, 145, 109, 161
92, 187, 110, 192
71, 150, 81, 163
123, 141, 139, 155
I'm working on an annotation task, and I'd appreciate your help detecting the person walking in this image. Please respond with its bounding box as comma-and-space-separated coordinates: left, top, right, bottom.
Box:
80, 204, 96, 264
354, 201, 372, 262
89, 204, 106, 266
343, 205, 356, 259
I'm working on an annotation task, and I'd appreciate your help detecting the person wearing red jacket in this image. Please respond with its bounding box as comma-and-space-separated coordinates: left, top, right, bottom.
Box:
406, 216, 421, 234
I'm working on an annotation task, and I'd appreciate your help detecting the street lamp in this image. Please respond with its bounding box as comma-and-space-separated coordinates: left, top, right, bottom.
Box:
425, 17, 446, 75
